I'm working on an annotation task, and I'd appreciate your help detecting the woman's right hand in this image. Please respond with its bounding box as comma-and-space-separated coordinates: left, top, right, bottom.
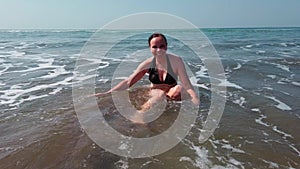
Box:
94, 91, 110, 97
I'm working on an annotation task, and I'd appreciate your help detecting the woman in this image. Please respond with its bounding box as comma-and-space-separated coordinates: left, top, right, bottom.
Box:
95, 33, 199, 113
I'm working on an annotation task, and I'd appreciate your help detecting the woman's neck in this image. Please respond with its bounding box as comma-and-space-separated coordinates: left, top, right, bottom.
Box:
155, 54, 167, 65
155, 54, 168, 69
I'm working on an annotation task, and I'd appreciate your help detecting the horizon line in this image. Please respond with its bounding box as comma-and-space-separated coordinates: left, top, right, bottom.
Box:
0, 26, 300, 30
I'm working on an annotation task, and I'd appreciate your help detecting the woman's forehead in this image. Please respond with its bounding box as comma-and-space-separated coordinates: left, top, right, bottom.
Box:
150, 37, 166, 45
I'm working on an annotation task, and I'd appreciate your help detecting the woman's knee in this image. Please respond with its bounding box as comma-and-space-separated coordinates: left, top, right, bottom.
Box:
167, 85, 182, 99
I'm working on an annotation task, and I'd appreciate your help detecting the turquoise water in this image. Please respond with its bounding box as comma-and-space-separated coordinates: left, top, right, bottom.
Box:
0, 28, 299, 168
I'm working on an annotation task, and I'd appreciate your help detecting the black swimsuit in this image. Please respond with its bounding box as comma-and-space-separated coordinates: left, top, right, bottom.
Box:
148, 56, 177, 86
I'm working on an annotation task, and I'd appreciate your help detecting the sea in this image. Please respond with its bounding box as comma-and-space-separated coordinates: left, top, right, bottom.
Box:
0, 27, 299, 169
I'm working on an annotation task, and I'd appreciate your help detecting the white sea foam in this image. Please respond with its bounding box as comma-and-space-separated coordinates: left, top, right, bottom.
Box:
240, 46, 251, 51
0, 63, 13, 76
280, 43, 288, 47
265, 96, 291, 111
39, 66, 69, 79
181, 139, 212, 168
209, 139, 245, 168
114, 159, 129, 169
7, 50, 26, 57
192, 83, 210, 90
49, 87, 63, 95
266, 75, 276, 79
251, 108, 261, 112
97, 78, 110, 84
289, 144, 300, 156
233, 63, 242, 70
216, 78, 244, 90
272, 126, 293, 139
228, 158, 245, 168
261, 159, 280, 168
276, 64, 290, 72
0, 54, 76, 107
190, 77, 210, 90
195, 65, 209, 78
265, 61, 290, 72
262, 131, 269, 136
256, 50, 266, 54
13, 94, 49, 107
277, 78, 291, 84
7, 57, 56, 74
0, 76, 73, 107
221, 144, 245, 153
14, 42, 30, 49
255, 114, 270, 127
291, 81, 300, 87
232, 96, 246, 107
254, 110, 293, 139
213, 139, 245, 154
114, 77, 128, 80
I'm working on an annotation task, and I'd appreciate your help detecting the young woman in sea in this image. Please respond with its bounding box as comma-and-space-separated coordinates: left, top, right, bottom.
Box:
95, 33, 199, 122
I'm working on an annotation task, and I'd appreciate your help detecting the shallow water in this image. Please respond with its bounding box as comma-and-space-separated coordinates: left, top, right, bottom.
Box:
0, 28, 299, 168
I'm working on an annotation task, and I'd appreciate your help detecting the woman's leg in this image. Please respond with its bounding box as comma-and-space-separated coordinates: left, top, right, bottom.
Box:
130, 89, 166, 124
140, 89, 166, 112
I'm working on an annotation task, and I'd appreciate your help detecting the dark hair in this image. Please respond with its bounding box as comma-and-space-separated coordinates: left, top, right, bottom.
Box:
148, 33, 168, 46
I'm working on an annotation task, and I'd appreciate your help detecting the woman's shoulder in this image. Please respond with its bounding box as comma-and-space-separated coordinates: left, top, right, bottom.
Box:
137, 57, 153, 70
168, 53, 183, 64
142, 57, 154, 65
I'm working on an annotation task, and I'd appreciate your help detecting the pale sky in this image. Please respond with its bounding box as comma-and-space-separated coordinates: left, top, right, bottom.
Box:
0, 0, 299, 29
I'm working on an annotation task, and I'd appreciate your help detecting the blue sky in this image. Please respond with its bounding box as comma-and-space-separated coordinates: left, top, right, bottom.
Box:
0, 0, 299, 29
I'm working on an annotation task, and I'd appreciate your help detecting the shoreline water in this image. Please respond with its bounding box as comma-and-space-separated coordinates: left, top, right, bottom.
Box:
0, 27, 299, 168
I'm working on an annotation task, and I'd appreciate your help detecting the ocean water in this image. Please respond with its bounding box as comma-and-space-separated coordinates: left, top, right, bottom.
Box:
0, 28, 299, 169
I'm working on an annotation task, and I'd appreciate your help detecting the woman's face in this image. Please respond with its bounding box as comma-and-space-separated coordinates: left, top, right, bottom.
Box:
149, 36, 167, 57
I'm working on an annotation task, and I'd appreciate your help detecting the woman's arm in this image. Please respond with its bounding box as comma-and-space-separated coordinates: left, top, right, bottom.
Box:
175, 57, 200, 105
94, 58, 151, 96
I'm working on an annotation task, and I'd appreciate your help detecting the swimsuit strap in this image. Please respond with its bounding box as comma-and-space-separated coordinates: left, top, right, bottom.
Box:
166, 54, 175, 76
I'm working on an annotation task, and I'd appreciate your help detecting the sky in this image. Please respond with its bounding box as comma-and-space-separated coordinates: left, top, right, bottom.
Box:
0, 0, 299, 29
